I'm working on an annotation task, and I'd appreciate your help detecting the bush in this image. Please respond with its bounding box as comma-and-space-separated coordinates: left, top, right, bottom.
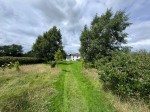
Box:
0, 57, 44, 66
14, 61, 20, 72
98, 51, 150, 104
49, 61, 57, 68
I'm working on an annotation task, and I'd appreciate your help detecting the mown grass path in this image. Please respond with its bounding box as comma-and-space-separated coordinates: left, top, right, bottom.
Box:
49, 62, 116, 112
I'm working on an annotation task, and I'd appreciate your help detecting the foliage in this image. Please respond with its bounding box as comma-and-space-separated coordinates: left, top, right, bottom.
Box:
80, 25, 92, 63
0, 44, 23, 57
49, 61, 57, 68
14, 61, 20, 72
83, 62, 95, 69
54, 49, 63, 62
32, 26, 63, 61
98, 51, 150, 104
80, 9, 131, 64
61, 50, 67, 60
23, 50, 36, 57
0, 57, 43, 66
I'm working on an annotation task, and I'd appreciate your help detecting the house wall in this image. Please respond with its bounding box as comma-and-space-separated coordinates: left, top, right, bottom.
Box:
71, 56, 80, 61
66, 54, 81, 61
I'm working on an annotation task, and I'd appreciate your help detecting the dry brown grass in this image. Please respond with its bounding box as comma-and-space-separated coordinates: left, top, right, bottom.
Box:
0, 64, 61, 76
108, 94, 150, 112
21, 64, 61, 75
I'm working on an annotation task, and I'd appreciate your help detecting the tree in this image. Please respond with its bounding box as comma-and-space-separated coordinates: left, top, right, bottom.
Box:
61, 49, 67, 59
79, 25, 93, 63
32, 26, 63, 61
10, 44, 23, 56
80, 9, 131, 63
0, 44, 23, 56
54, 49, 63, 61
24, 50, 35, 57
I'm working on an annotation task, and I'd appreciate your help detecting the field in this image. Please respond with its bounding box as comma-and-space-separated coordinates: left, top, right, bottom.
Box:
0, 62, 149, 112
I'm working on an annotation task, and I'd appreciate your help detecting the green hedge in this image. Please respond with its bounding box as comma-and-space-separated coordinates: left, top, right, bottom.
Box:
0, 57, 44, 66
97, 51, 150, 104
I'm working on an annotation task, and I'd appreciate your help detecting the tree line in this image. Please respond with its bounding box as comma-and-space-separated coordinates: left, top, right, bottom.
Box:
0, 44, 23, 57
0, 26, 66, 62
1, 9, 146, 64
1, 9, 131, 63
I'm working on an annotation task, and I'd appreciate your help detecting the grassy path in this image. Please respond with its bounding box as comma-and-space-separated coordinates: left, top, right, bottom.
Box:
49, 62, 116, 112
63, 65, 88, 111
1, 63, 149, 112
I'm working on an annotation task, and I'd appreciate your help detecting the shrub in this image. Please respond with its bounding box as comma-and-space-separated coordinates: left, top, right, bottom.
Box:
49, 61, 57, 68
14, 61, 20, 72
81, 58, 95, 69
84, 62, 95, 69
7, 62, 14, 69
98, 51, 150, 104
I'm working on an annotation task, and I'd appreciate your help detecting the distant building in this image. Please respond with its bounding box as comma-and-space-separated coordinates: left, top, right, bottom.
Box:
66, 53, 81, 61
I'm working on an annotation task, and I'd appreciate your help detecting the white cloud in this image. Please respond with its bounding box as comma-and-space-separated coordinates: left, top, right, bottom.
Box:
126, 21, 150, 43
128, 39, 150, 52
0, 0, 150, 53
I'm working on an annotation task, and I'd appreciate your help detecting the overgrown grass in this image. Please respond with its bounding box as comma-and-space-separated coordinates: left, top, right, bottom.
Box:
0, 64, 60, 112
1, 62, 148, 112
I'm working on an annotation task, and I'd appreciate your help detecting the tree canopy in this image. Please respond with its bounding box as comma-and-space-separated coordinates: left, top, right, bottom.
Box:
0, 44, 23, 56
80, 9, 131, 63
32, 26, 63, 61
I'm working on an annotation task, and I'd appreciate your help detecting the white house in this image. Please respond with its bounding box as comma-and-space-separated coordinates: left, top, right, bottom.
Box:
66, 53, 81, 61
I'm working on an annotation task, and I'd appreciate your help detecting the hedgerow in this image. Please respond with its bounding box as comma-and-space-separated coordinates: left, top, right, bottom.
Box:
0, 57, 44, 66
97, 51, 150, 104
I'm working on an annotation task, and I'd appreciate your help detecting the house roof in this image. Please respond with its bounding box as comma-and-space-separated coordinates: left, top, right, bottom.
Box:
71, 53, 81, 56
66, 53, 81, 59
66, 53, 81, 60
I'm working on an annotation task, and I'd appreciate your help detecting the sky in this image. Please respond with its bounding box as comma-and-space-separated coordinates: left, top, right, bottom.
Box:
0, 0, 150, 53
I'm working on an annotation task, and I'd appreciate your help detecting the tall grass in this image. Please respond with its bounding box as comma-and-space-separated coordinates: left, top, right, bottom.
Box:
0, 64, 60, 112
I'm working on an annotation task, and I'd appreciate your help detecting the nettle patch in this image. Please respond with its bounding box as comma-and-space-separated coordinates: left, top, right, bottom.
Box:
98, 51, 150, 104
